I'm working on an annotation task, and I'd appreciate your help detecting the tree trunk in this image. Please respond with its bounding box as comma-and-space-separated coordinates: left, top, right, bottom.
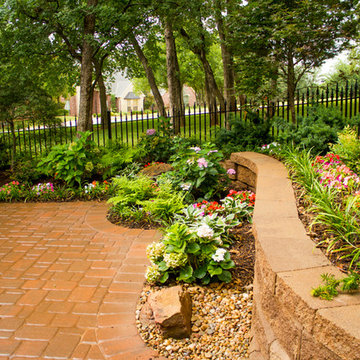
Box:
205, 74, 217, 126
130, 36, 167, 118
164, 19, 184, 134
201, 54, 225, 110
215, 0, 236, 116
287, 49, 296, 124
180, 28, 225, 112
78, 0, 97, 133
97, 73, 108, 129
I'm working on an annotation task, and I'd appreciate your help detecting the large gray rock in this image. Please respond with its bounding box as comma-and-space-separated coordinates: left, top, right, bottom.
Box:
148, 285, 192, 339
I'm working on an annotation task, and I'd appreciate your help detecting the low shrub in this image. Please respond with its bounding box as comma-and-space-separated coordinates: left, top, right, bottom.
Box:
37, 131, 99, 187
275, 105, 346, 154
162, 143, 228, 201
107, 175, 185, 226
215, 111, 273, 156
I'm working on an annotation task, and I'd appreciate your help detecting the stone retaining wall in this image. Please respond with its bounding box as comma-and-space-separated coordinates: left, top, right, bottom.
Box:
227, 152, 360, 360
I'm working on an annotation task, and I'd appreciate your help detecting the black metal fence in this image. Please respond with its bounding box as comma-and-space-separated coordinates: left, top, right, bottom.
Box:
1, 82, 360, 161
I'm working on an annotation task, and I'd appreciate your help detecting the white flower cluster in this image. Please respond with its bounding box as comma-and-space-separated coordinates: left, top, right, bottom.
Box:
146, 241, 165, 263
145, 264, 161, 284
197, 223, 214, 238
212, 248, 227, 262
163, 252, 188, 268
180, 183, 191, 191
84, 183, 95, 194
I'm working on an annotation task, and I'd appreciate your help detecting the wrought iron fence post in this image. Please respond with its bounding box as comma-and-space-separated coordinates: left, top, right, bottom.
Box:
107, 110, 112, 140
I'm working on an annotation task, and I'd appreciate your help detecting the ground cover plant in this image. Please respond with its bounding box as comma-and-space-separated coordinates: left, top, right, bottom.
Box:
107, 175, 185, 227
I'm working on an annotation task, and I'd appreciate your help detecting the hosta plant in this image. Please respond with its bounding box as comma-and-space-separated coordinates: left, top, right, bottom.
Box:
145, 190, 255, 285
145, 222, 235, 285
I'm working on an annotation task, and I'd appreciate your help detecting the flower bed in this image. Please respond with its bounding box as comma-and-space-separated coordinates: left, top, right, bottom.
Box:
229, 151, 360, 360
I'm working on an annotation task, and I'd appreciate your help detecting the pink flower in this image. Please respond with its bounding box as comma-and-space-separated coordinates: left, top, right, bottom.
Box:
227, 168, 236, 175
190, 147, 201, 153
146, 129, 156, 136
197, 158, 208, 168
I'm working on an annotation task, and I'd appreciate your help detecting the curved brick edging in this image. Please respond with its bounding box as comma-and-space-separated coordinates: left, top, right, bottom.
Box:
227, 152, 360, 360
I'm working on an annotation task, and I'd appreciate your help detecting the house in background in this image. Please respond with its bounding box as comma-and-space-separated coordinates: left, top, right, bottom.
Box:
109, 73, 145, 113
64, 73, 197, 116
66, 72, 145, 116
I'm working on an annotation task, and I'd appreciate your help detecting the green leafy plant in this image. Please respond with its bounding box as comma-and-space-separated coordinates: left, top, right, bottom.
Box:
215, 111, 273, 157
275, 105, 346, 154
10, 158, 42, 184
311, 272, 360, 300
37, 131, 98, 187
136, 118, 177, 163
98, 144, 139, 179
145, 222, 235, 285
162, 143, 228, 201
331, 126, 360, 174
145, 189, 256, 285
108, 175, 185, 226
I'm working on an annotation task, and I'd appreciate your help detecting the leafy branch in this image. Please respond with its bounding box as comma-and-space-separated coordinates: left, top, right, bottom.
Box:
311, 272, 360, 300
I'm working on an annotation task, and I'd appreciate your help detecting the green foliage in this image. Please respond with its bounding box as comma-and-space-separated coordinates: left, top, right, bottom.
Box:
10, 158, 42, 184
37, 131, 98, 187
282, 146, 360, 268
0, 137, 10, 169
98, 142, 139, 179
276, 106, 346, 154
311, 272, 360, 300
215, 112, 273, 157
331, 126, 360, 174
146, 222, 234, 285
136, 118, 179, 163
145, 189, 255, 285
108, 175, 185, 226
163, 143, 228, 201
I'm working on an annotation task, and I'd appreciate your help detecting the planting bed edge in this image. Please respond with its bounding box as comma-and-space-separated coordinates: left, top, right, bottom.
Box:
228, 152, 360, 360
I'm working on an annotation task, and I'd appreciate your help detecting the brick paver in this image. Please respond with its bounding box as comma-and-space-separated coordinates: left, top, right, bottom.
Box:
0, 202, 165, 359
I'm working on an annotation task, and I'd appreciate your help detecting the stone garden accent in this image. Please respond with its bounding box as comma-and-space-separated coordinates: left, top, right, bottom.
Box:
147, 286, 192, 339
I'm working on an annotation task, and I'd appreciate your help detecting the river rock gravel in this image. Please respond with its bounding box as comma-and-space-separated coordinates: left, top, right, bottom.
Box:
136, 280, 253, 359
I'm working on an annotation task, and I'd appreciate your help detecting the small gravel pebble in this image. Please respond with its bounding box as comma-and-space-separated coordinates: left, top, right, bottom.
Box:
136, 279, 253, 359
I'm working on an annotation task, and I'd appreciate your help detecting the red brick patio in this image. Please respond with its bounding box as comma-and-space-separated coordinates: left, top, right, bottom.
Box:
0, 202, 164, 359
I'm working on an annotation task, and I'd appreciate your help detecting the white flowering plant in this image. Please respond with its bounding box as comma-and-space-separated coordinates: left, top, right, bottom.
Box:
160, 143, 229, 201
145, 219, 235, 285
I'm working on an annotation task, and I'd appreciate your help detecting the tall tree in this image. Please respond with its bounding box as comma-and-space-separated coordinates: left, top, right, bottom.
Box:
213, 0, 236, 111
164, 18, 184, 132
14, 0, 152, 132
129, 35, 167, 117
0, 8, 69, 168
230, 0, 357, 122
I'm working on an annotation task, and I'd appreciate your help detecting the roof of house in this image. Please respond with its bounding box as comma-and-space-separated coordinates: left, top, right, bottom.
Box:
124, 91, 140, 100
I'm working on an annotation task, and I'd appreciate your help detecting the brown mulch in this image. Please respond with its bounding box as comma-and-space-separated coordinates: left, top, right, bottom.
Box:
229, 223, 255, 286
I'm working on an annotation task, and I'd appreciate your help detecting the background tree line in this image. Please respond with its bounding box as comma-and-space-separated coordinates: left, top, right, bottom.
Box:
0, 0, 358, 141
